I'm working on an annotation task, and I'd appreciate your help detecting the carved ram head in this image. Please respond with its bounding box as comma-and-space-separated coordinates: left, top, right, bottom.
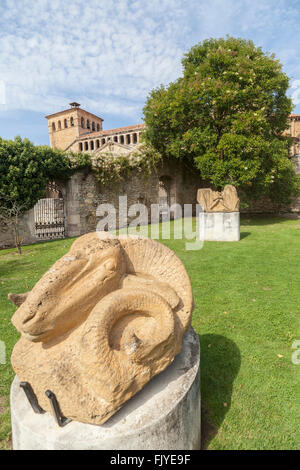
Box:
9, 232, 193, 425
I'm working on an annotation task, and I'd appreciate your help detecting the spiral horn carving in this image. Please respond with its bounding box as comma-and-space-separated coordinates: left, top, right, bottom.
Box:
80, 288, 179, 418
118, 235, 193, 334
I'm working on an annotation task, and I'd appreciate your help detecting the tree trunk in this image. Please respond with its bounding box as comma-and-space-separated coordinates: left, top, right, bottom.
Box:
13, 219, 22, 255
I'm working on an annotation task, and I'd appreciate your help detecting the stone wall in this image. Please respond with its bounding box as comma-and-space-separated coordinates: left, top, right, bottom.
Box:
241, 156, 300, 215
64, 161, 200, 237
0, 161, 201, 249
0, 209, 37, 249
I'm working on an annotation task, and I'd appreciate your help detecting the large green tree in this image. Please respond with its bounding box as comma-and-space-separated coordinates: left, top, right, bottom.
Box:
0, 136, 90, 212
143, 37, 299, 204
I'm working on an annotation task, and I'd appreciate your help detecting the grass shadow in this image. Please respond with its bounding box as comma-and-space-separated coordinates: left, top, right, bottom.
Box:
240, 215, 294, 226
240, 231, 251, 239
198, 334, 241, 449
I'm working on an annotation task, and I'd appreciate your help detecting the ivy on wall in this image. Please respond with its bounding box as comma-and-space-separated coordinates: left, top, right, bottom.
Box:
91, 144, 162, 187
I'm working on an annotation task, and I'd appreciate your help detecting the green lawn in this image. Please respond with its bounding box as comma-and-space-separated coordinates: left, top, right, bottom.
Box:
0, 217, 299, 450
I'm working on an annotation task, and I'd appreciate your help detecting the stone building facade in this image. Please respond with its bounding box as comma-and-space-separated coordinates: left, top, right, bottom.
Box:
46, 102, 145, 155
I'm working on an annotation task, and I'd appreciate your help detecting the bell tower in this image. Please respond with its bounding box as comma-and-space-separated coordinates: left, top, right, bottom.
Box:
45, 102, 104, 150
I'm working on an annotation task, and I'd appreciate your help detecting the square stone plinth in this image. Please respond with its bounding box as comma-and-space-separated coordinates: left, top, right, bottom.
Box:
200, 211, 240, 241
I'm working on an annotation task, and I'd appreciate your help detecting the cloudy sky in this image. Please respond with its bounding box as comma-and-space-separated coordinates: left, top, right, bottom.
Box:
0, 0, 300, 144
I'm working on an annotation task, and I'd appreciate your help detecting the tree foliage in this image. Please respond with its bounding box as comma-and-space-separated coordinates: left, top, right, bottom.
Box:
143, 36, 299, 203
0, 136, 91, 213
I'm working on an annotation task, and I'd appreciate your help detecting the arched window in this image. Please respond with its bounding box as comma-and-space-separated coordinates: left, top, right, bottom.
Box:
70, 117, 74, 126
81, 117, 85, 128
85, 142, 88, 151
114, 136, 118, 142
90, 140, 94, 150
101, 138, 106, 146
97, 124, 100, 131
79, 142, 83, 151
120, 135, 124, 144
58, 120, 61, 130
64, 119, 68, 128
92, 122, 95, 131
96, 139, 100, 148
52, 122, 56, 131
87, 119, 90, 129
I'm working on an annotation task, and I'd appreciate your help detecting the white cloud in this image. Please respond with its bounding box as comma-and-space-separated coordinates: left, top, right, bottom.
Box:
0, 0, 299, 124
0, 79, 5, 105
0, 0, 187, 120
291, 80, 300, 106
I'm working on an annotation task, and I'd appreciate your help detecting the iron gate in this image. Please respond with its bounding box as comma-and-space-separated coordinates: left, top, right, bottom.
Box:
34, 198, 65, 240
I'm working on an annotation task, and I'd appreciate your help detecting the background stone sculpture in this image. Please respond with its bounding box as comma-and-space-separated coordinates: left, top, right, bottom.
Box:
9, 232, 193, 425
197, 185, 239, 212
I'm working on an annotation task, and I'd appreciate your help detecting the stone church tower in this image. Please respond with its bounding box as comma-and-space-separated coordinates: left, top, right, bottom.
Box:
45, 102, 103, 150
45, 102, 145, 155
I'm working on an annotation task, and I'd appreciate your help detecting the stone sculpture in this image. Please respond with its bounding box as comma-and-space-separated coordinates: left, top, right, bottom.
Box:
9, 232, 193, 425
197, 184, 239, 212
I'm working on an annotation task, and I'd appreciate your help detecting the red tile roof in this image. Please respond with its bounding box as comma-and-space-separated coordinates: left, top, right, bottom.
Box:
79, 123, 145, 140
102, 123, 145, 135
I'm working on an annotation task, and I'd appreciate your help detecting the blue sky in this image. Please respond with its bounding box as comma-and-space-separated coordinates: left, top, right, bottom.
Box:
0, 0, 300, 145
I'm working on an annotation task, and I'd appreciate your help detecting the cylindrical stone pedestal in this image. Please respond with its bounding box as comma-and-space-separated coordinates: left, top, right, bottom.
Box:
11, 328, 200, 450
